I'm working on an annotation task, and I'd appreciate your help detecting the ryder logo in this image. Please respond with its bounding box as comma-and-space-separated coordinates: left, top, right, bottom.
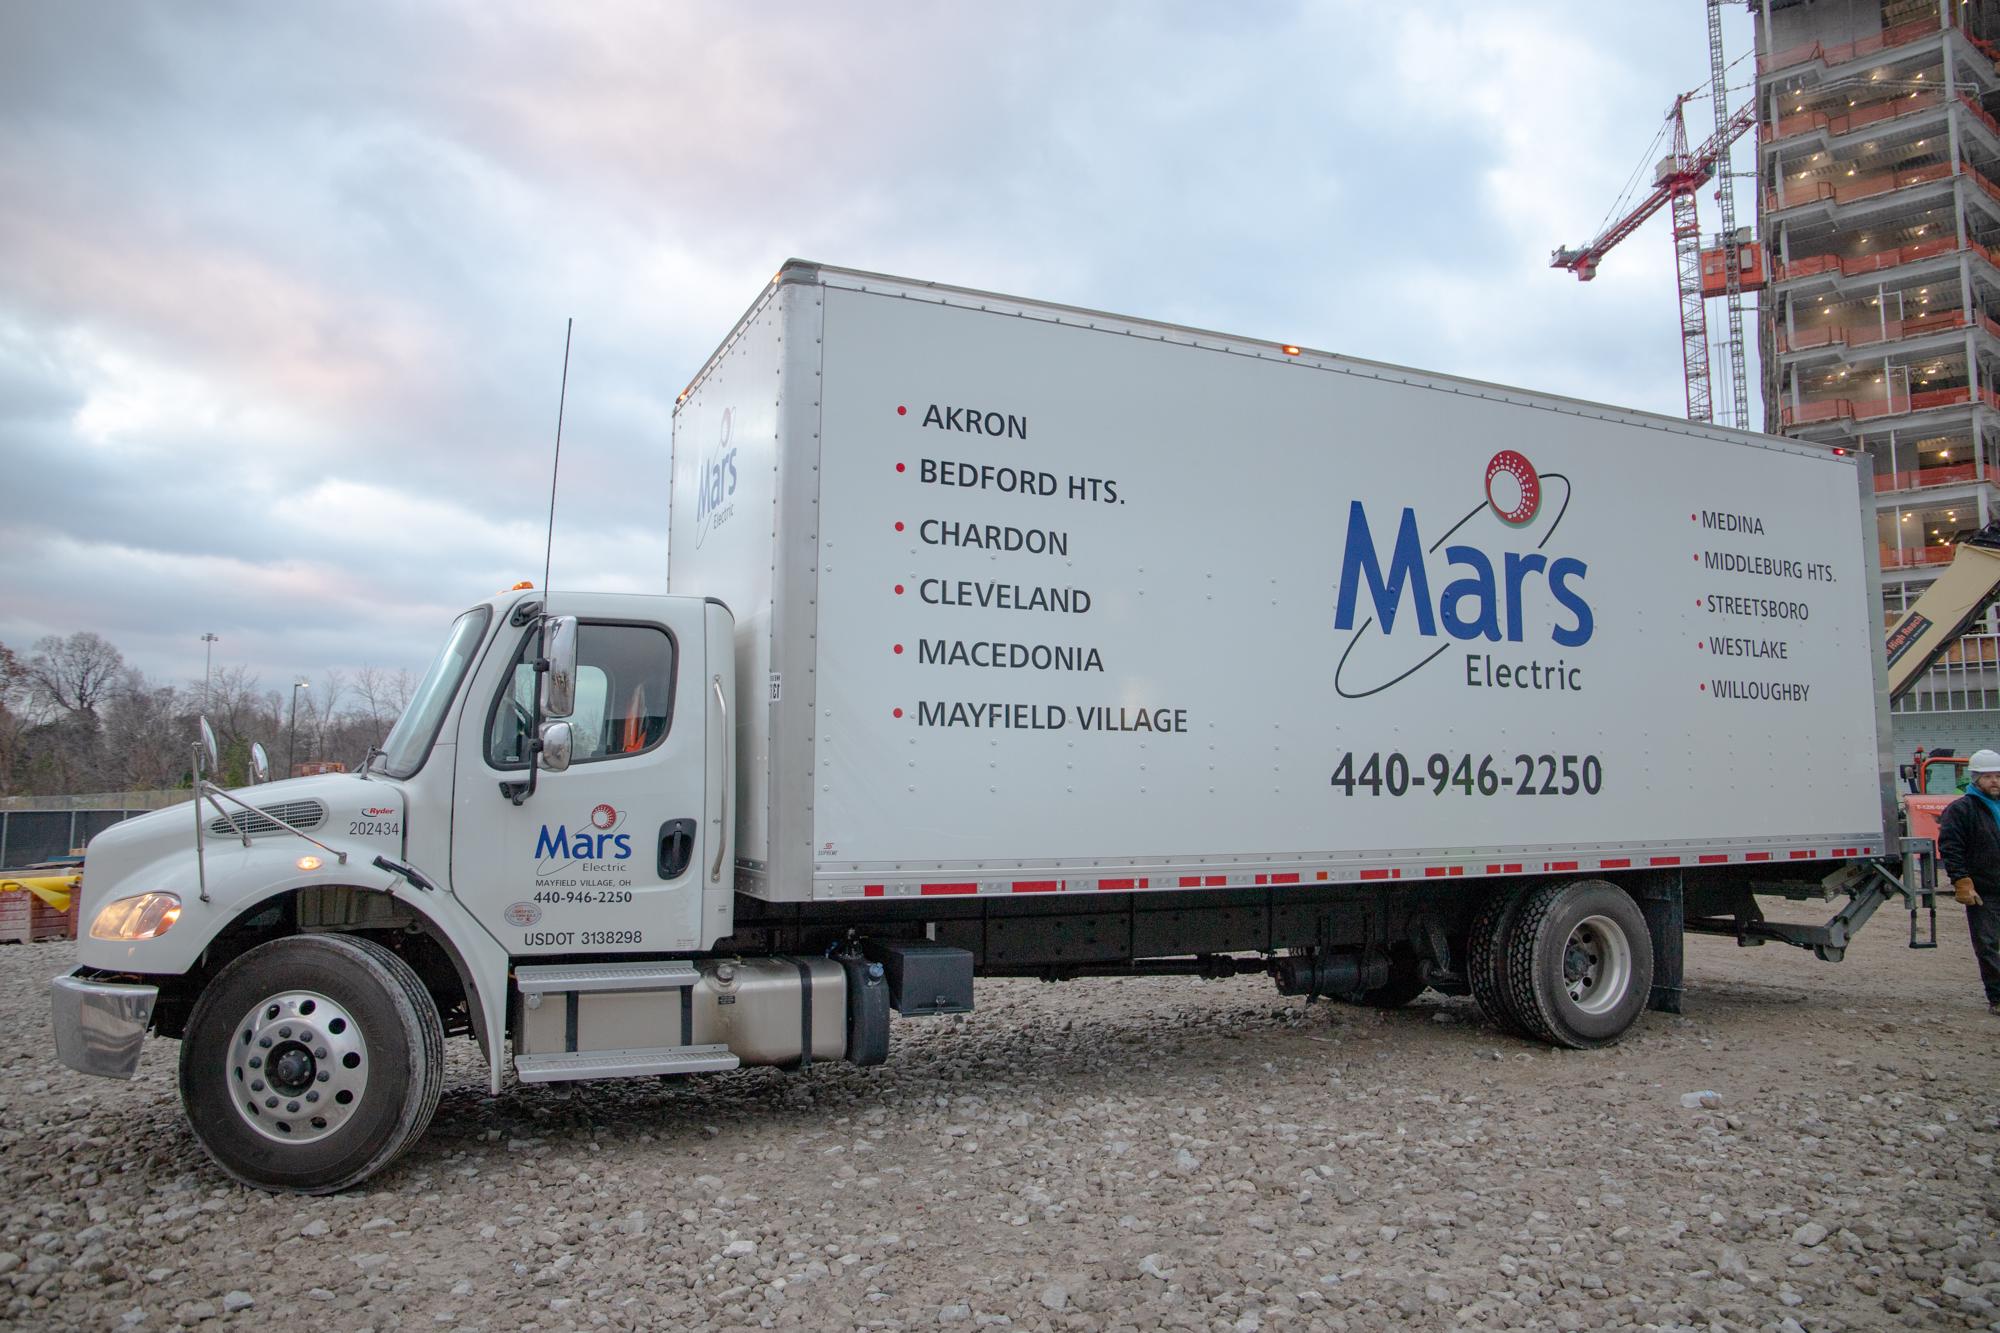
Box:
534, 803, 632, 874
693, 407, 739, 549
1333, 451, 1592, 698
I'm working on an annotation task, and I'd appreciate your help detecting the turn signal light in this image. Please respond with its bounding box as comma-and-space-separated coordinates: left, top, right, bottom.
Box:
90, 892, 182, 942
1281, 345, 1302, 357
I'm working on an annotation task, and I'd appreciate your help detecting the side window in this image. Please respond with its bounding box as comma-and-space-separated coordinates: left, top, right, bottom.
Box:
487, 623, 677, 768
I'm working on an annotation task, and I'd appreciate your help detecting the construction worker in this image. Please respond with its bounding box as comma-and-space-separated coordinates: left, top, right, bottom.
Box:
1936, 747, 2000, 1015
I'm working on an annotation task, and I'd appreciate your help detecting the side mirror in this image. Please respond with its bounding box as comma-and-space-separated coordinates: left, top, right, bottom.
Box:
537, 721, 574, 773
249, 743, 271, 785
198, 717, 219, 774
541, 616, 578, 719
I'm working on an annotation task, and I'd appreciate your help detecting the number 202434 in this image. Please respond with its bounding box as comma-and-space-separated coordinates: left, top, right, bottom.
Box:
1331, 752, 1602, 797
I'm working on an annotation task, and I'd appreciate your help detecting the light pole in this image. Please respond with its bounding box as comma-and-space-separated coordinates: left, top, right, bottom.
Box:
200, 633, 219, 712
289, 679, 310, 778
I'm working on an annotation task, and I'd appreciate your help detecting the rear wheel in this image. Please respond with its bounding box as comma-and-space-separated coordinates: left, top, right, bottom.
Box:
179, 934, 443, 1193
1467, 887, 1534, 1037
1502, 880, 1653, 1049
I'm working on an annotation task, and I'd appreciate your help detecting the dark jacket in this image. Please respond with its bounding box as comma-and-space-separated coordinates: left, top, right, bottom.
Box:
1938, 792, 2000, 889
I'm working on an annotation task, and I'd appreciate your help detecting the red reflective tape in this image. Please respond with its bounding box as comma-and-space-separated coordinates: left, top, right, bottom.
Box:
1789, 849, 1816, 860
1178, 876, 1203, 887
1423, 866, 1464, 878
1546, 861, 1579, 872
1204, 875, 1226, 886
1254, 874, 1268, 885
1270, 872, 1300, 884
1600, 858, 1631, 869
1649, 857, 1682, 866
1359, 868, 1397, 881
1698, 854, 1728, 865
1099, 878, 1137, 891
921, 882, 978, 896
863, 884, 885, 898
1485, 865, 1502, 875
1745, 852, 1772, 862
1011, 880, 1060, 893
1501, 863, 1522, 874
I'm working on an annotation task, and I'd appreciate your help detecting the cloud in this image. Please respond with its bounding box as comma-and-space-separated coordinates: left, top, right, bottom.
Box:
0, 0, 1763, 695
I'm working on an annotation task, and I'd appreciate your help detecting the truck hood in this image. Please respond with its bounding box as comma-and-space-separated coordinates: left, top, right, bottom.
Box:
77, 773, 408, 968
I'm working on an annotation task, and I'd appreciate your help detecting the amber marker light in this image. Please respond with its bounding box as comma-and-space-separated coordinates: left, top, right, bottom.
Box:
296, 855, 322, 871
1281, 345, 1302, 357
511, 581, 535, 591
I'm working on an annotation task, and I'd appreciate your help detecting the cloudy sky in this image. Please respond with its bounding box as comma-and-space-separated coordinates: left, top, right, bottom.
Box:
0, 1, 1759, 700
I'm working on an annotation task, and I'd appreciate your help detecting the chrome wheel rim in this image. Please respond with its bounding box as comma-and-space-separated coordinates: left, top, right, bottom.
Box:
224, 989, 368, 1144
1561, 915, 1632, 1017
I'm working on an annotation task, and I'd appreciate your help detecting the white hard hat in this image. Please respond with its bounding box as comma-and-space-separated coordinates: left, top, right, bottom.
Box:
1970, 748, 2000, 774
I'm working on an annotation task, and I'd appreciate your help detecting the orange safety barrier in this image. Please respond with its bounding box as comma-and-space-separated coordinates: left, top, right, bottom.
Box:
1774, 308, 1978, 354
1761, 89, 1947, 144
1765, 160, 1955, 214
1759, 17, 1948, 74
1779, 385, 2000, 427
1770, 235, 1958, 285
1872, 462, 1979, 491
1879, 544, 1960, 567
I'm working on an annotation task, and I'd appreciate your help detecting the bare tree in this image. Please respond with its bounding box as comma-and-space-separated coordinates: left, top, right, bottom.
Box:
101, 668, 188, 790
25, 632, 125, 721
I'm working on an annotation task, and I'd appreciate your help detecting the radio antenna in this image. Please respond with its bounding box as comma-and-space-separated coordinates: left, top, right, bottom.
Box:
542, 318, 573, 596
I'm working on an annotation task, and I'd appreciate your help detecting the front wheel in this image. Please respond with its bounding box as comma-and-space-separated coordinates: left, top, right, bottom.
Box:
1501, 880, 1653, 1049
179, 934, 443, 1193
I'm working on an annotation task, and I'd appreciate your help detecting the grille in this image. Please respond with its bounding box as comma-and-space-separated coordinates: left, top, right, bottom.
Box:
206, 800, 328, 838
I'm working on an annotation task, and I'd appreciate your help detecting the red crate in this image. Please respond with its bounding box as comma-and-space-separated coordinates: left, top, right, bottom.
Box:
0, 889, 79, 943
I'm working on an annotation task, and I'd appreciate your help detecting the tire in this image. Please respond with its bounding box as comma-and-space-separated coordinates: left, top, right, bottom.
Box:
1337, 956, 1428, 1008
1501, 880, 1653, 1049
179, 934, 444, 1194
1467, 886, 1534, 1037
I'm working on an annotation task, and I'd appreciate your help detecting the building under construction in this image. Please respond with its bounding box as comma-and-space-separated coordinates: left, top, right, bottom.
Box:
1756, 0, 2000, 751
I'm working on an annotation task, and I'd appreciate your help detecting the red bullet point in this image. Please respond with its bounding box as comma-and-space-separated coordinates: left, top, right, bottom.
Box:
893, 644, 903, 654
894, 521, 905, 532
893, 707, 903, 718
897, 405, 907, 416
1692, 554, 1698, 561
1699, 683, 1707, 690
894, 584, 905, 595
895, 462, 906, 473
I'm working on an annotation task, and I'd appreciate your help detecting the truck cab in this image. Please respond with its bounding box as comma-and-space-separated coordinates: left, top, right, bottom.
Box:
49, 590, 791, 1193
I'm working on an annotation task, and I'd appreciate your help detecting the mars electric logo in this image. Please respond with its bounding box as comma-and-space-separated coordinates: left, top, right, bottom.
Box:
534, 803, 633, 874
693, 407, 739, 549
1332, 450, 1593, 699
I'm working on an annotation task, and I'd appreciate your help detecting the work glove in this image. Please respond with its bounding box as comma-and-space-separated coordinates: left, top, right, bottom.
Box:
1955, 878, 1983, 908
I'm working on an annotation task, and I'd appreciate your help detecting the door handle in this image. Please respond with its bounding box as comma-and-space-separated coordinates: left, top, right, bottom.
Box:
658, 818, 697, 879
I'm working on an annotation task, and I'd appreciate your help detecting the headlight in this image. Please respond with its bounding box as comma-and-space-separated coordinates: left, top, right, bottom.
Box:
90, 893, 182, 941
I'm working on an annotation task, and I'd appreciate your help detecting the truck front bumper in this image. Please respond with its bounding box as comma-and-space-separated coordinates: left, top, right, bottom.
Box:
51, 970, 157, 1080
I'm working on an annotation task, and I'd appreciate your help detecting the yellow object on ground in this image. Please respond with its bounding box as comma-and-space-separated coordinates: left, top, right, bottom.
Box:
0, 874, 79, 912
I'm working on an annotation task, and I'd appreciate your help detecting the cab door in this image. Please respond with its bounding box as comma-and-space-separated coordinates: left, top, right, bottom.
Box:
450, 593, 711, 955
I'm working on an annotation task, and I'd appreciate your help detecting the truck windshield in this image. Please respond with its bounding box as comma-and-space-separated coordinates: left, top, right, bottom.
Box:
374, 606, 492, 779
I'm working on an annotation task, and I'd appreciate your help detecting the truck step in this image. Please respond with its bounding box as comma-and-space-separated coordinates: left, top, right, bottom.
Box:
513, 1044, 740, 1083
515, 961, 700, 997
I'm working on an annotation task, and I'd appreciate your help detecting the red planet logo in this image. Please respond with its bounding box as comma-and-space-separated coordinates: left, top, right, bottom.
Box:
590, 804, 620, 830
1485, 450, 1540, 526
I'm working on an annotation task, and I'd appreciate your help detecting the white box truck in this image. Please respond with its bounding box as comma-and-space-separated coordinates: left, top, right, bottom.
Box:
50, 262, 1925, 1193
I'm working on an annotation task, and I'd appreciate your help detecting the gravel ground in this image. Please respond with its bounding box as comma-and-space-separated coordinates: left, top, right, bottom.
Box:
3, 900, 1998, 1333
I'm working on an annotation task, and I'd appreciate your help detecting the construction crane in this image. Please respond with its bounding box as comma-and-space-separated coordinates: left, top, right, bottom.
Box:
1705, 0, 1751, 433
1552, 91, 1756, 424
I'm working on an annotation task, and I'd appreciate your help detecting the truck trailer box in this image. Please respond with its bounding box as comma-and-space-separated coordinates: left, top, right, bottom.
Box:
670, 262, 1893, 904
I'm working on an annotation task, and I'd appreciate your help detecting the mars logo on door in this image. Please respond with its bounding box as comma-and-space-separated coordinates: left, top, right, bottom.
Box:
534, 804, 633, 874
1332, 451, 1593, 699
